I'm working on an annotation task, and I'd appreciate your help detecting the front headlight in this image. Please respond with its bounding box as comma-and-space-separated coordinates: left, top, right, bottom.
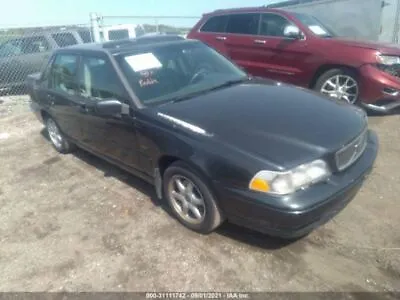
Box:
249, 159, 331, 195
377, 54, 400, 66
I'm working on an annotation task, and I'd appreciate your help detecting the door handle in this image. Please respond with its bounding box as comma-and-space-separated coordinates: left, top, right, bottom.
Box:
216, 36, 227, 41
79, 103, 90, 113
254, 39, 266, 44
46, 94, 55, 105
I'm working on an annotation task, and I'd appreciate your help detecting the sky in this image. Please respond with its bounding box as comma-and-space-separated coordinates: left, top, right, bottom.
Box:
0, 0, 279, 29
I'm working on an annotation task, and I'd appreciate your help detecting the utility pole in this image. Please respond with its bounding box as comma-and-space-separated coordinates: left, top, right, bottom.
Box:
90, 12, 101, 42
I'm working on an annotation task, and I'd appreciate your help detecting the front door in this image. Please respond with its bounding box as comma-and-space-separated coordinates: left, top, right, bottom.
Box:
75, 54, 140, 170
254, 13, 313, 86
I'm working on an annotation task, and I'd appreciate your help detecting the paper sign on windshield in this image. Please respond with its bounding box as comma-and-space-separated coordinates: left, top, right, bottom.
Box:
309, 25, 328, 35
124, 53, 162, 72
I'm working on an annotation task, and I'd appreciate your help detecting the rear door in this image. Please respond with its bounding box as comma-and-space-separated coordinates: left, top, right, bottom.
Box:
254, 13, 312, 85
189, 14, 230, 56
222, 13, 263, 75
45, 53, 84, 141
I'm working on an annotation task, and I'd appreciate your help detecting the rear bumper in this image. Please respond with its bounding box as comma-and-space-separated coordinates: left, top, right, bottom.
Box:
215, 130, 379, 239
359, 64, 400, 113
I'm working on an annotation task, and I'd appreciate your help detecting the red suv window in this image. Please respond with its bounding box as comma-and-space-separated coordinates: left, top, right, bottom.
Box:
225, 14, 260, 35
200, 15, 229, 33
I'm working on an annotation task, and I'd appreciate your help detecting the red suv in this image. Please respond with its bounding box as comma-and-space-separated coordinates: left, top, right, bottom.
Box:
188, 7, 400, 113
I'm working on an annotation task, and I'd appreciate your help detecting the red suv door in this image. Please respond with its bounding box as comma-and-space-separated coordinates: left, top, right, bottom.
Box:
188, 14, 230, 56
254, 12, 313, 86
222, 13, 265, 76
189, 11, 314, 88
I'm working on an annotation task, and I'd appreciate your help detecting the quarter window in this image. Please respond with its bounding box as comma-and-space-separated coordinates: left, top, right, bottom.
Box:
226, 14, 260, 35
259, 14, 292, 37
200, 15, 229, 33
78, 30, 93, 43
0, 36, 50, 57
51, 33, 78, 47
49, 54, 78, 95
77, 56, 127, 102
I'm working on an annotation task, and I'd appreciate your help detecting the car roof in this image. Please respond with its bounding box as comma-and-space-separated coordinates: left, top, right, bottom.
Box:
0, 29, 87, 42
56, 34, 190, 56
204, 6, 288, 16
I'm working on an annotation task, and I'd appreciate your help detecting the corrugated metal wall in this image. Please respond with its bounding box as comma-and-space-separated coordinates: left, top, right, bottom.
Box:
379, 0, 400, 42
280, 0, 385, 41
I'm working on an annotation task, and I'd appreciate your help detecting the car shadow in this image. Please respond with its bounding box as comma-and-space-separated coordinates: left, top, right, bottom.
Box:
40, 129, 296, 250
366, 106, 400, 117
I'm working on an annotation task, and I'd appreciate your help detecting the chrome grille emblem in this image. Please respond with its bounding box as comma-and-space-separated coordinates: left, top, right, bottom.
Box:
335, 129, 368, 171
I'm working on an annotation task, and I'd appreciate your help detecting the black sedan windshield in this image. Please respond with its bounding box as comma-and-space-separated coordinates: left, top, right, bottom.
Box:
116, 41, 247, 105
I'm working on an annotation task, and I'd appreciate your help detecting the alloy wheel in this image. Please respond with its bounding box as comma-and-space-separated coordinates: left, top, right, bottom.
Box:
320, 75, 359, 104
168, 175, 206, 225
47, 118, 63, 149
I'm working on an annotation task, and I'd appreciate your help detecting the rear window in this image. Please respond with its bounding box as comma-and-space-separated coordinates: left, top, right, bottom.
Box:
78, 30, 93, 43
51, 32, 78, 47
226, 13, 260, 35
200, 15, 229, 33
108, 29, 130, 41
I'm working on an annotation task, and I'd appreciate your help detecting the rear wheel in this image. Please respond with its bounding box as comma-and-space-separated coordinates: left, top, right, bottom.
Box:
163, 161, 224, 234
45, 117, 76, 153
314, 68, 359, 104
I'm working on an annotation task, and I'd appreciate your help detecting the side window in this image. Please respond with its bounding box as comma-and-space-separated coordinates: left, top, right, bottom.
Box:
226, 14, 260, 35
41, 55, 56, 81
0, 39, 23, 57
77, 56, 127, 102
259, 14, 292, 37
51, 33, 78, 47
200, 15, 229, 33
78, 30, 93, 43
49, 54, 78, 95
21, 36, 50, 54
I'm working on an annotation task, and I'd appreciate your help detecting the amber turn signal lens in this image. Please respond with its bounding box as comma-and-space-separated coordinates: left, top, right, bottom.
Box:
249, 178, 270, 192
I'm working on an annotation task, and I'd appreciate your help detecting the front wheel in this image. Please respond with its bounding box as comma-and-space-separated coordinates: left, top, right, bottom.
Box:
163, 161, 224, 234
314, 68, 359, 104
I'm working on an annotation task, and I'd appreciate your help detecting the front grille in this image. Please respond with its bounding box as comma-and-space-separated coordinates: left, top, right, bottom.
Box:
335, 128, 368, 171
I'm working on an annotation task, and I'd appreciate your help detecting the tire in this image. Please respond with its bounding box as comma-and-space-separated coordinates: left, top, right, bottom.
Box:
163, 161, 224, 234
314, 68, 360, 105
45, 116, 76, 154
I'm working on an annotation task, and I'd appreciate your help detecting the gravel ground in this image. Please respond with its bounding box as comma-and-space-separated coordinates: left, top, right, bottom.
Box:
0, 96, 399, 292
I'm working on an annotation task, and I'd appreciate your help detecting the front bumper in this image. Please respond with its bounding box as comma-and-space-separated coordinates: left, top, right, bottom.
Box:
215, 130, 379, 239
359, 64, 400, 113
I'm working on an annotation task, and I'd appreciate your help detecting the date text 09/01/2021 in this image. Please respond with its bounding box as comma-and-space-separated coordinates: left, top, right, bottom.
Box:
145, 292, 250, 299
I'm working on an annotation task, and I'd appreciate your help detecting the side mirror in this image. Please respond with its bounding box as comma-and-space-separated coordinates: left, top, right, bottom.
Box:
283, 25, 302, 39
95, 99, 129, 116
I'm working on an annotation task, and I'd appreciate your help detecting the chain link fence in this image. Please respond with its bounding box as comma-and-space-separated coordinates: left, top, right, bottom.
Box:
0, 14, 199, 98
0, 24, 93, 96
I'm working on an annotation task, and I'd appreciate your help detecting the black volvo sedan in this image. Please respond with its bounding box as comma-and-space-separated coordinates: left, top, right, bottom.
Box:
28, 35, 378, 239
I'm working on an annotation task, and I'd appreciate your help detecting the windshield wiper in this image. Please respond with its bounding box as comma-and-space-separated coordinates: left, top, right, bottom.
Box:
169, 77, 249, 104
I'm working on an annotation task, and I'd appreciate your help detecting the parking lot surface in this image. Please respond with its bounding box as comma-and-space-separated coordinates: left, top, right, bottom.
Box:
0, 96, 399, 292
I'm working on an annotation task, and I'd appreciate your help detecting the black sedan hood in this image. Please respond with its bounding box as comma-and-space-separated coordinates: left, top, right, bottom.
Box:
156, 81, 367, 169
